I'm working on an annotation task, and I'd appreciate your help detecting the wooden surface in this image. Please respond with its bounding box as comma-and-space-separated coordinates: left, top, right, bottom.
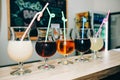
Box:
0, 50, 120, 80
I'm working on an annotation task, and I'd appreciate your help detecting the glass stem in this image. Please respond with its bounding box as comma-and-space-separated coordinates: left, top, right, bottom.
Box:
19, 62, 24, 71
80, 52, 84, 60
93, 51, 97, 59
44, 58, 48, 66
63, 55, 68, 64
64, 55, 68, 61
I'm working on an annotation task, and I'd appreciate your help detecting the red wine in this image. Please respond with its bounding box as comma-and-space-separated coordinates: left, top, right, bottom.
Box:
75, 39, 91, 52
35, 41, 57, 57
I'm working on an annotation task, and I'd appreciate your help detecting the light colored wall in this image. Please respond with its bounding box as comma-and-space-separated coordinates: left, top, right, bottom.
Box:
0, 0, 1, 31
0, 0, 120, 66
67, 0, 94, 29
93, 0, 120, 12
0, 0, 10, 66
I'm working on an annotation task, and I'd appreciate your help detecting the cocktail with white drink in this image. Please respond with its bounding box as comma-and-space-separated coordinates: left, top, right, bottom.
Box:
7, 27, 33, 75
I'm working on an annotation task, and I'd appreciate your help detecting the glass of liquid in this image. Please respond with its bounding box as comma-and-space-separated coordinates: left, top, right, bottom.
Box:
88, 28, 104, 59
74, 28, 91, 62
35, 28, 57, 69
7, 27, 33, 75
56, 28, 75, 65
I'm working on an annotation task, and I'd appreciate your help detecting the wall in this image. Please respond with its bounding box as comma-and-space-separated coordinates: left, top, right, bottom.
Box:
93, 0, 120, 12
67, 0, 93, 29
0, 0, 120, 66
0, 0, 1, 32
0, 0, 9, 66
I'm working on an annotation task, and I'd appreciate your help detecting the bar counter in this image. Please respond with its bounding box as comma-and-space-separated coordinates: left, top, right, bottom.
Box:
0, 50, 120, 80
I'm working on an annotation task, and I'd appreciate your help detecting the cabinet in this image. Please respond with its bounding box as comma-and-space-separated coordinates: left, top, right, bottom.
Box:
108, 12, 120, 49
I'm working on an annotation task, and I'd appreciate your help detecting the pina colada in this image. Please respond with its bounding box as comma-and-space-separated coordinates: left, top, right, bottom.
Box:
8, 41, 33, 62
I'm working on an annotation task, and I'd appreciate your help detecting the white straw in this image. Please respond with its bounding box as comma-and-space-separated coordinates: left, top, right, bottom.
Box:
37, 3, 49, 21
20, 3, 49, 41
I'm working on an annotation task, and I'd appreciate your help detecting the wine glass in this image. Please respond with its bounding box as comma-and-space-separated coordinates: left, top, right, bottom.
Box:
56, 28, 75, 65
89, 29, 104, 59
7, 27, 33, 75
35, 28, 57, 69
75, 28, 91, 62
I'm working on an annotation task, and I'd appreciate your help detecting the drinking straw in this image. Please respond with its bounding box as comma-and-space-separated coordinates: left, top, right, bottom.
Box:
95, 10, 110, 37
61, 11, 67, 41
81, 17, 87, 39
20, 3, 49, 41
45, 8, 55, 42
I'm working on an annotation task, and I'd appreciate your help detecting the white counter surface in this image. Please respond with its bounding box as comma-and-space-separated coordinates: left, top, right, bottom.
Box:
0, 50, 120, 80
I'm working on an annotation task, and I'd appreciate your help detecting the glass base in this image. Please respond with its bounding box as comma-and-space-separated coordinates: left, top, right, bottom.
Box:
92, 55, 102, 60
75, 56, 90, 62
58, 60, 73, 65
75, 58, 90, 62
10, 68, 31, 75
91, 53, 102, 60
38, 64, 55, 70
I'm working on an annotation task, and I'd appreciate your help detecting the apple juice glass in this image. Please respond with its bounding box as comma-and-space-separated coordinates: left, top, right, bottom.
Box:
89, 29, 104, 59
